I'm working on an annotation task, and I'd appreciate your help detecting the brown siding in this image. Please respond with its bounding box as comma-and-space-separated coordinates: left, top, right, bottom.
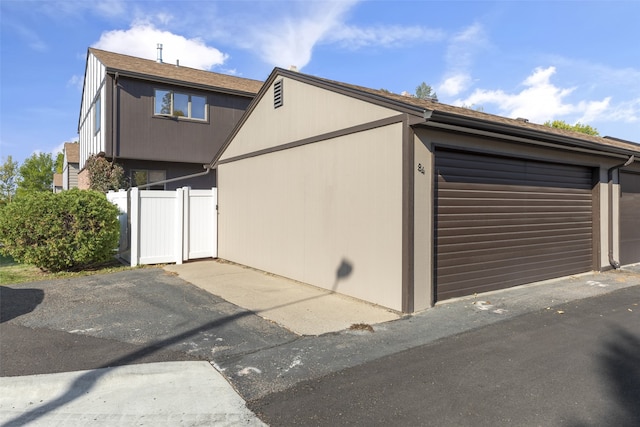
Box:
109, 77, 252, 163
620, 171, 640, 265
434, 149, 594, 301
119, 159, 216, 190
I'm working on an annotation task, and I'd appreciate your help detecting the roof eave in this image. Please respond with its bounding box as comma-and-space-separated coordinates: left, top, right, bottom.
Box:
106, 69, 258, 98
419, 109, 640, 158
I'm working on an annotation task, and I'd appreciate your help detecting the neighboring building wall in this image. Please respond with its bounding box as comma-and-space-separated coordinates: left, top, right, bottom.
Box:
109, 77, 252, 164
77, 169, 90, 190
219, 123, 405, 311
120, 159, 215, 190
78, 53, 107, 169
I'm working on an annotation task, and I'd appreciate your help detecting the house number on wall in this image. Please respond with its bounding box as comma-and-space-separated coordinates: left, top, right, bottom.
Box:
417, 163, 425, 175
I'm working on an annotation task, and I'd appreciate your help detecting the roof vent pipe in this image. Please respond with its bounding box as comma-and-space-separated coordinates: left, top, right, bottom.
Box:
607, 155, 635, 269
157, 43, 163, 63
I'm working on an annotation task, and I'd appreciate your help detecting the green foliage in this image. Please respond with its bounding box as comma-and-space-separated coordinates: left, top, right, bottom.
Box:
415, 82, 438, 101
85, 155, 128, 192
0, 155, 19, 205
0, 189, 120, 272
543, 120, 600, 136
55, 152, 64, 174
17, 152, 54, 197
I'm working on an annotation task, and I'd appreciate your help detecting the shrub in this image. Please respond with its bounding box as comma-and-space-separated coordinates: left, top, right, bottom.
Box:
0, 189, 120, 272
85, 155, 128, 192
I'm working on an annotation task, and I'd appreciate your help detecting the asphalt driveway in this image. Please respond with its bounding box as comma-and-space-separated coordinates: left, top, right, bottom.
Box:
1, 267, 299, 377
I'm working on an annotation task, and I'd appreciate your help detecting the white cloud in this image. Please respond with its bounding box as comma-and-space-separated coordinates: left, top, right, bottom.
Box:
233, 0, 442, 70
327, 25, 445, 49
245, 1, 356, 69
456, 66, 604, 123
93, 22, 228, 70
439, 73, 472, 97
67, 75, 83, 91
437, 23, 489, 97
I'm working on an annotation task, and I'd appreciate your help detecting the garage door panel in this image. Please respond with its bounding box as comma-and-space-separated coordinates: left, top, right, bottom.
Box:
620, 171, 640, 265
438, 213, 592, 227
435, 149, 594, 301
437, 259, 591, 300
438, 249, 593, 276
438, 243, 592, 268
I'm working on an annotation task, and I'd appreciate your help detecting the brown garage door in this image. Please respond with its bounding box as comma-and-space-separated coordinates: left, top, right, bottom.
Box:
435, 149, 594, 301
620, 171, 640, 266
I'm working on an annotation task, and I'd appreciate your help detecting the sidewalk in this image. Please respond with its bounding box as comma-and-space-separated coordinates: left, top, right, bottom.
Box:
0, 361, 264, 426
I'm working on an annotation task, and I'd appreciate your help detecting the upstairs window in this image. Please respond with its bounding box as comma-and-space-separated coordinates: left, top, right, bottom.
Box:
154, 89, 206, 120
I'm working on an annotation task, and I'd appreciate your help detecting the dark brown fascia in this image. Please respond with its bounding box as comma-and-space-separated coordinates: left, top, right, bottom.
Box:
417, 110, 640, 160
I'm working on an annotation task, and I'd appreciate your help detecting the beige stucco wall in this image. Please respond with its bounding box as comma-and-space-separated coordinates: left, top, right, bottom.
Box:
219, 76, 400, 161
218, 123, 405, 311
413, 135, 433, 311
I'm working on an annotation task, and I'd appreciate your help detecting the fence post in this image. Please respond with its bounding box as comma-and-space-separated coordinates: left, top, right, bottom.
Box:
175, 187, 184, 265
129, 187, 139, 267
212, 187, 218, 258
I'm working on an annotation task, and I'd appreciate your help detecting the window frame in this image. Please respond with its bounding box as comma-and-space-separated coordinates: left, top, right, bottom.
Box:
131, 169, 167, 190
153, 89, 207, 121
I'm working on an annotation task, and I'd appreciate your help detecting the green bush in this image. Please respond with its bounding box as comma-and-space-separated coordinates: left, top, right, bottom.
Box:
0, 189, 120, 272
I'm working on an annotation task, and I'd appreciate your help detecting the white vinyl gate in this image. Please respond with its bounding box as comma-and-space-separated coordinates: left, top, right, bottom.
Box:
107, 187, 217, 266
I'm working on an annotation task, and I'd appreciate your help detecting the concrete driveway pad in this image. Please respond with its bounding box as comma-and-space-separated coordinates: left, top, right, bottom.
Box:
164, 260, 401, 335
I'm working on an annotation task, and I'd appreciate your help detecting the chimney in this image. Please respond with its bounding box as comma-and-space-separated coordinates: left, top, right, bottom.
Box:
289, 65, 298, 72
176, 59, 180, 67
156, 43, 163, 63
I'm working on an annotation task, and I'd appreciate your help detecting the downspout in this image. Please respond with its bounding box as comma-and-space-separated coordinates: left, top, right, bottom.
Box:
607, 155, 635, 269
111, 72, 119, 164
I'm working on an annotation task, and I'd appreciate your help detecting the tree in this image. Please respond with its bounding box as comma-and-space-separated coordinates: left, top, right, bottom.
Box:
17, 152, 54, 197
543, 120, 599, 136
55, 152, 64, 174
85, 155, 128, 192
415, 82, 438, 101
0, 156, 19, 205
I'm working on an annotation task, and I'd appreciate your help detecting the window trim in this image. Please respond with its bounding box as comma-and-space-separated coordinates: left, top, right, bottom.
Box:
131, 169, 167, 190
153, 89, 207, 121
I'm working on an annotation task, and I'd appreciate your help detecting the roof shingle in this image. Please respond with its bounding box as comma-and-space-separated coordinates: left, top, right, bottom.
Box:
89, 48, 263, 95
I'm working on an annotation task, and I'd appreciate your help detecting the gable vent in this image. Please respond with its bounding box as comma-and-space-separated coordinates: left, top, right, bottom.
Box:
274, 79, 283, 109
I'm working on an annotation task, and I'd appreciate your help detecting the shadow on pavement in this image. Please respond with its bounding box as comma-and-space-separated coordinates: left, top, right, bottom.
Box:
3, 282, 344, 426
2, 310, 254, 426
0, 287, 44, 323
599, 327, 640, 426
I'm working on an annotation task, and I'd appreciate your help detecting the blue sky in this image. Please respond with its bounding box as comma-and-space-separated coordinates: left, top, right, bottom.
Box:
1, 0, 639, 166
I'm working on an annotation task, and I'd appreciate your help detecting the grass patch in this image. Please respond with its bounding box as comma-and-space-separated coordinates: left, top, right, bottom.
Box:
0, 257, 137, 286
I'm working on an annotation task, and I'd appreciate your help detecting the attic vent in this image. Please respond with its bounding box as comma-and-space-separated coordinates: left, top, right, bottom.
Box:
274, 79, 283, 109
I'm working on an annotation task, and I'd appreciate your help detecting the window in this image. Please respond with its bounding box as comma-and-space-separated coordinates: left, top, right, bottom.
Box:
154, 89, 206, 120
94, 95, 101, 133
132, 169, 166, 190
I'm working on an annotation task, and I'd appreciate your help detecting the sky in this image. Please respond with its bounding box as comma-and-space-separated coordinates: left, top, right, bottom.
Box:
1, 0, 639, 166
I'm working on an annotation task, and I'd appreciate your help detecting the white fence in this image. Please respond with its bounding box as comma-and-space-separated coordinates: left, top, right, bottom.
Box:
107, 187, 217, 266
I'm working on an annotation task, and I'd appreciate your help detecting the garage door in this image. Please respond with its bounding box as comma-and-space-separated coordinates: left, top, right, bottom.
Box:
435, 149, 594, 301
620, 171, 640, 266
